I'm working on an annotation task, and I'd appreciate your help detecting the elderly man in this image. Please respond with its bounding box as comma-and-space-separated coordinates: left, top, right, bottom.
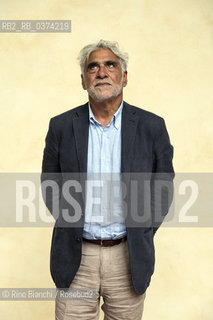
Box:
42, 39, 174, 320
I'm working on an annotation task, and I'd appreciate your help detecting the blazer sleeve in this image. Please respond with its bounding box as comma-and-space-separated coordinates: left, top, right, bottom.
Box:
41, 118, 62, 220
151, 118, 175, 235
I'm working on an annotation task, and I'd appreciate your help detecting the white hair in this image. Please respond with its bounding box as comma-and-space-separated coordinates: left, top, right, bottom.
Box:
77, 39, 129, 76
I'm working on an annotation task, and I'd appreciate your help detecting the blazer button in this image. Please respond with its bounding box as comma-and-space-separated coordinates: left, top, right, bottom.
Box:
75, 237, 82, 243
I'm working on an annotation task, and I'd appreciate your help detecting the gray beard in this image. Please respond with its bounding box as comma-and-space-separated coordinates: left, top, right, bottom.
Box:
86, 77, 123, 102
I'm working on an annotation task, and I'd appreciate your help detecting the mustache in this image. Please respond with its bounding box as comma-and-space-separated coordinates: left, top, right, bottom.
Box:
93, 80, 113, 87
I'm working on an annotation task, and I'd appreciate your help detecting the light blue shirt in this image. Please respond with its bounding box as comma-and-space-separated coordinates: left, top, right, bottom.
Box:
83, 102, 127, 240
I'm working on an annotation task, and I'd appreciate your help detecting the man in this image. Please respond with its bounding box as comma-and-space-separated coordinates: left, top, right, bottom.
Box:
41, 39, 174, 320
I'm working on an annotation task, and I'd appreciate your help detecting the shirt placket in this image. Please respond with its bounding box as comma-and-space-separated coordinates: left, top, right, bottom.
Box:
100, 125, 110, 238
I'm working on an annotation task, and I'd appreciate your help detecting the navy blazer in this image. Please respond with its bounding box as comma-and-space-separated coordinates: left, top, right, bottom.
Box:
41, 101, 174, 294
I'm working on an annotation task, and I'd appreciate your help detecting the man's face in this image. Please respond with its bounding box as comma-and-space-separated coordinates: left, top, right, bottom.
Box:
81, 49, 127, 102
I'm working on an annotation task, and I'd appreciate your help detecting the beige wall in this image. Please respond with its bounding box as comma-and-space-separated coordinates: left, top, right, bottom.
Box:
0, 0, 212, 319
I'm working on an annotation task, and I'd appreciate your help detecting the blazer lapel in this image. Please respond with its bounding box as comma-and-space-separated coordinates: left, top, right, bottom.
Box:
72, 101, 139, 173
73, 103, 89, 172
121, 101, 139, 172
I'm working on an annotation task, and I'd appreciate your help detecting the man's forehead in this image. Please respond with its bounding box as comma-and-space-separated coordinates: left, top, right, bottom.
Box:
86, 48, 120, 64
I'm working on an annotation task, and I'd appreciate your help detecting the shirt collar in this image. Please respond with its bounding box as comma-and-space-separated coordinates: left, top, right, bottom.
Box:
88, 101, 123, 130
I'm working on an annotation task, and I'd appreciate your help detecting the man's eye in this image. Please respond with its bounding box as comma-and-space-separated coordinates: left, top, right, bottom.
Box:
88, 64, 98, 71
106, 61, 116, 68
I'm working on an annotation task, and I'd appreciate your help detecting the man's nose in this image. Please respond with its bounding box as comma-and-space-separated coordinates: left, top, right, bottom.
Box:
96, 64, 108, 79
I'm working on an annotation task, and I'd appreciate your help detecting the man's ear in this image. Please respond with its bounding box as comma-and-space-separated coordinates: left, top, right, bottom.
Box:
81, 74, 87, 90
122, 71, 128, 87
